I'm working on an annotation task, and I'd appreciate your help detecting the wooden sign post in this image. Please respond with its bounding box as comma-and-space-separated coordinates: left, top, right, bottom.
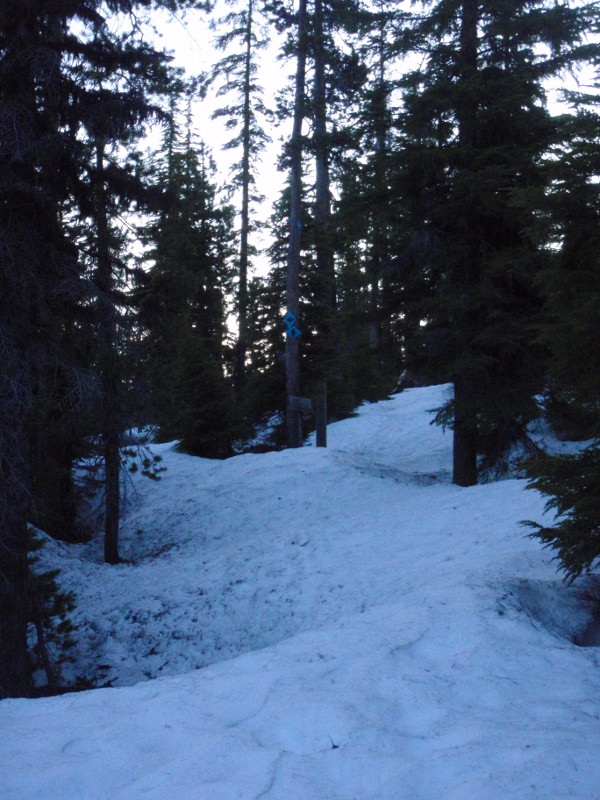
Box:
315, 380, 327, 448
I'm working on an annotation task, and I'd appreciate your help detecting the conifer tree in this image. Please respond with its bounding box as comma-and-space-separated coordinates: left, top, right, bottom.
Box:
332, 0, 405, 400
399, 0, 595, 485
274, 0, 368, 446
357, 2, 396, 356
210, 0, 271, 402
0, 0, 202, 697
0, 0, 82, 696
524, 55, 600, 581
137, 106, 237, 458
75, 20, 178, 563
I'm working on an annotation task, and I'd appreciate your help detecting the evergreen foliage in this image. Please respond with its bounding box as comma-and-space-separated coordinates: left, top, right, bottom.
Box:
136, 107, 238, 458
0, 0, 204, 696
522, 21, 600, 580
27, 528, 76, 694
392, 0, 596, 485
524, 445, 600, 583
210, 0, 272, 401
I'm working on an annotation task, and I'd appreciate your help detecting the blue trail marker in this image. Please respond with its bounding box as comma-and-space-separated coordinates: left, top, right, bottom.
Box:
284, 311, 302, 338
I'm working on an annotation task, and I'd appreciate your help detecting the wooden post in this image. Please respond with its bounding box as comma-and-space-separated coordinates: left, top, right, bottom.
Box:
316, 380, 327, 447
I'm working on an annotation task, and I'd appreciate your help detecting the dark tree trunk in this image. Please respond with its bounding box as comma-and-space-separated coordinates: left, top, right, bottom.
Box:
452, 0, 479, 487
95, 137, 121, 563
313, 0, 335, 447
286, 0, 308, 448
452, 375, 478, 487
30, 405, 78, 542
369, 23, 388, 352
0, 9, 45, 699
234, 0, 253, 401
0, 429, 33, 698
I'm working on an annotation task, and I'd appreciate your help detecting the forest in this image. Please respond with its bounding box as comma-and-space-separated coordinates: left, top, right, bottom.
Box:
0, 0, 599, 702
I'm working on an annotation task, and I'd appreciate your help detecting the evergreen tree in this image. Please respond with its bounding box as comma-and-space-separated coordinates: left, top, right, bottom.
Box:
74, 19, 178, 563
272, 0, 370, 446
210, 0, 271, 402
524, 48, 600, 581
0, 0, 202, 697
397, 0, 594, 485
0, 0, 83, 696
137, 108, 237, 458
525, 445, 600, 583
332, 0, 407, 403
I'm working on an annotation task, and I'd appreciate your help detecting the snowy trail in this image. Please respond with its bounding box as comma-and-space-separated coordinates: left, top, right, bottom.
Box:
2, 385, 600, 799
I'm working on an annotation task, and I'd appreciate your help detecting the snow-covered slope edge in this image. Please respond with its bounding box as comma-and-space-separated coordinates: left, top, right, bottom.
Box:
2, 384, 600, 800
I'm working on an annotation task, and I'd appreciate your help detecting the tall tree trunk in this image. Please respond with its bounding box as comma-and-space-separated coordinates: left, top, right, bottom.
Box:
313, 0, 335, 447
452, 374, 478, 487
234, 0, 253, 402
95, 137, 121, 563
369, 21, 388, 352
0, 414, 32, 698
452, 0, 479, 487
286, 0, 309, 448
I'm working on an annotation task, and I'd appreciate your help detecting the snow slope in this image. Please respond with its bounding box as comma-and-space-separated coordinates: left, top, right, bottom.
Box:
2, 384, 600, 799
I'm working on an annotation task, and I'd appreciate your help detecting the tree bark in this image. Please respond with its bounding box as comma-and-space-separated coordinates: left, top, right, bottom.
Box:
369, 19, 388, 352
452, 0, 479, 487
234, 0, 253, 401
452, 374, 478, 487
286, 0, 309, 448
95, 137, 121, 563
0, 429, 32, 698
313, 0, 335, 446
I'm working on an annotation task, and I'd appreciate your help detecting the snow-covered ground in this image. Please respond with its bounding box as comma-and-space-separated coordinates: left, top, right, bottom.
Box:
2, 384, 600, 799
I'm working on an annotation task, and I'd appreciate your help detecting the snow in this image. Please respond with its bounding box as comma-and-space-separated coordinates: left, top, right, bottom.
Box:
2, 384, 600, 799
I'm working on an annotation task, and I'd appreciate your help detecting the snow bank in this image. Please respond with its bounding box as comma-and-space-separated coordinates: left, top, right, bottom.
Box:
2, 384, 600, 799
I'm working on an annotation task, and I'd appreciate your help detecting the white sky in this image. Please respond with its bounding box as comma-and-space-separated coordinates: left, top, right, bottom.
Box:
149, 2, 290, 277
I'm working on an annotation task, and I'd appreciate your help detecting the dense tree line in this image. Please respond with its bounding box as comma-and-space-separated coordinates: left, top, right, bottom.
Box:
1, 0, 599, 697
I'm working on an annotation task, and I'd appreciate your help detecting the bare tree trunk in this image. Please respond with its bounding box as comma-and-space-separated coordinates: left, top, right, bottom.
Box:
286, 0, 309, 448
95, 137, 122, 563
452, 0, 479, 487
369, 24, 388, 352
313, 0, 335, 447
234, 0, 254, 401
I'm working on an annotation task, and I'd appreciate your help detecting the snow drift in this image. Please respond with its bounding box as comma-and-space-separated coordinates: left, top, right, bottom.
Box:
2, 384, 600, 800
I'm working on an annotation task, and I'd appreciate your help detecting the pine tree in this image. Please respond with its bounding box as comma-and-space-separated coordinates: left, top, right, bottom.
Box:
332, 0, 406, 403
356, 1, 397, 357
274, 0, 369, 446
0, 0, 94, 698
398, 0, 594, 485
0, 0, 202, 697
524, 44, 600, 582
210, 0, 271, 403
525, 445, 600, 583
137, 107, 237, 458
74, 18, 178, 563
